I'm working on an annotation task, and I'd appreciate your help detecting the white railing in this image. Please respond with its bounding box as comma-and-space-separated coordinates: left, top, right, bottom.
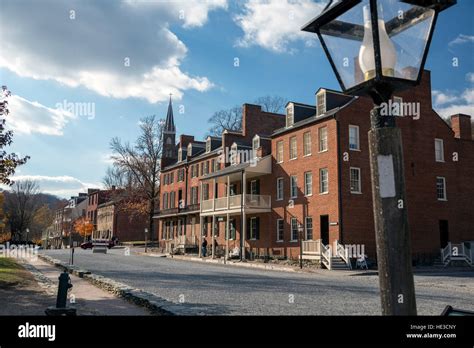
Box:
321, 242, 332, 270
200, 194, 271, 212
336, 240, 352, 269
440, 242, 473, 266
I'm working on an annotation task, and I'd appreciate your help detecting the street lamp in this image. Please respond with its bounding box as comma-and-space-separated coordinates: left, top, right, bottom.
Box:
298, 223, 304, 270
302, 0, 455, 315
144, 228, 148, 253
25, 228, 29, 243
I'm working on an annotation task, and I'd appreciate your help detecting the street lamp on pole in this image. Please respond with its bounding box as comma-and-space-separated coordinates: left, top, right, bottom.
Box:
298, 223, 304, 269
144, 228, 148, 253
302, 0, 456, 315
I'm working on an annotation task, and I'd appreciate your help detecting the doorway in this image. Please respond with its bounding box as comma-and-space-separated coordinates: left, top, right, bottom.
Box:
439, 220, 449, 249
320, 215, 329, 245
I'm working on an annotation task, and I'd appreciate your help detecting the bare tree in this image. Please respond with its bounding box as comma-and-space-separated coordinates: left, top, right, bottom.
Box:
4, 180, 40, 241
110, 115, 162, 242
102, 165, 128, 189
254, 95, 287, 113
207, 95, 286, 136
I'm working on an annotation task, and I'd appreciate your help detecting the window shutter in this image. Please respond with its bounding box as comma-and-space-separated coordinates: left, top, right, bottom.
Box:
256, 217, 260, 240
246, 219, 251, 240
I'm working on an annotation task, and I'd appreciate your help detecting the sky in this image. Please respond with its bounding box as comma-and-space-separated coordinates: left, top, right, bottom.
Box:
0, 0, 473, 198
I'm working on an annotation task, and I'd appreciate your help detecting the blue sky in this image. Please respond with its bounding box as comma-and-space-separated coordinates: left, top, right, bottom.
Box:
1, 0, 473, 197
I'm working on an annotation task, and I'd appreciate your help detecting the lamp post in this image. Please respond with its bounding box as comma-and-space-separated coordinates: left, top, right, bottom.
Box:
144, 228, 148, 253
302, 0, 455, 315
25, 228, 29, 243
298, 223, 304, 269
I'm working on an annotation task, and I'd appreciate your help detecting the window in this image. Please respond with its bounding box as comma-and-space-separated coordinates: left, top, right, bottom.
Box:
203, 161, 209, 175
350, 167, 361, 193
178, 168, 184, 182
435, 139, 444, 162
319, 126, 328, 152
349, 125, 360, 150
178, 149, 182, 162
250, 180, 259, 195
436, 177, 447, 201
191, 165, 196, 178
170, 191, 175, 208
163, 193, 169, 209
319, 168, 328, 194
191, 187, 198, 204
249, 217, 259, 240
286, 104, 294, 128
227, 219, 236, 240
252, 135, 260, 152
213, 159, 219, 172
206, 137, 211, 153
289, 136, 297, 160
276, 177, 284, 201
303, 132, 312, 156
231, 144, 238, 165
276, 141, 284, 163
291, 218, 298, 241
317, 90, 326, 116
276, 219, 284, 242
304, 172, 313, 196
290, 175, 298, 198
187, 144, 192, 157
305, 217, 313, 240
203, 184, 209, 200
210, 159, 216, 173
170, 172, 174, 184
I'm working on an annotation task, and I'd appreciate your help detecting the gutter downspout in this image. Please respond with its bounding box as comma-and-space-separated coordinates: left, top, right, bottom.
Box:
336, 118, 344, 244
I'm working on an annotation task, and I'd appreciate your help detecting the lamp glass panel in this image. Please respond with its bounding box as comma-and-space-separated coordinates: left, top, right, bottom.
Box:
378, 0, 435, 80
320, 0, 371, 90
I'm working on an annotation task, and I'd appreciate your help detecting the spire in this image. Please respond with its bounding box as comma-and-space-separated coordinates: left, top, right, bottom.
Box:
164, 94, 175, 133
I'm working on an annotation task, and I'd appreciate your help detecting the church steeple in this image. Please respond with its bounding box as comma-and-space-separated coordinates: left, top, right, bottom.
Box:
161, 94, 177, 167
164, 95, 175, 133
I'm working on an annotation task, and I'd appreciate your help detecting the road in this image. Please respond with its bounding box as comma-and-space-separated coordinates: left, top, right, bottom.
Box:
42, 248, 474, 315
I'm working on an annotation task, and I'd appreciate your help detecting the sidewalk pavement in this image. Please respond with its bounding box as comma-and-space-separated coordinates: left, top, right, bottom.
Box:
21, 256, 150, 316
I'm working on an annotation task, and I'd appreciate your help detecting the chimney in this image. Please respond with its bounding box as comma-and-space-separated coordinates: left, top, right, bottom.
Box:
450, 114, 472, 140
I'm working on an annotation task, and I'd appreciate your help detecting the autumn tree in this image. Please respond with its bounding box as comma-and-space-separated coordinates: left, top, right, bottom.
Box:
0, 86, 29, 185
109, 115, 162, 242
74, 217, 94, 242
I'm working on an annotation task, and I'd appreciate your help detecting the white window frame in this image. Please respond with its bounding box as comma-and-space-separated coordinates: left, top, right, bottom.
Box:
206, 137, 211, 153
178, 149, 182, 162
319, 126, 328, 152
317, 90, 326, 116
276, 141, 284, 163
303, 131, 312, 156
319, 168, 329, 194
304, 171, 313, 196
436, 176, 447, 201
276, 219, 284, 242
305, 216, 313, 241
289, 136, 297, 160
290, 218, 298, 242
286, 104, 294, 128
349, 125, 360, 151
435, 138, 444, 162
252, 135, 260, 152
276, 177, 284, 201
187, 144, 192, 157
290, 175, 298, 199
350, 167, 362, 194
249, 217, 258, 240
231, 143, 238, 165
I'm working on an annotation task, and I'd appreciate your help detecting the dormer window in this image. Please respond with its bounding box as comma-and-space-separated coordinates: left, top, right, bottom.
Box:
286, 103, 294, 128
252, 135, 260, 152
206, 137, 211, 153
177, 148, 182, 162
317, 90, 326, 116
230, 143, 238, 165
187, 143, 192, 157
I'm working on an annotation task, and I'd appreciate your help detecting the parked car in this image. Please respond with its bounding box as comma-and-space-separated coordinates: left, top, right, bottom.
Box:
80, 240, 114, 249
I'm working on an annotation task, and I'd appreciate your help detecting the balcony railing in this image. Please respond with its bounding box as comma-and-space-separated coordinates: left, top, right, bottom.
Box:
201, 194, 271, 213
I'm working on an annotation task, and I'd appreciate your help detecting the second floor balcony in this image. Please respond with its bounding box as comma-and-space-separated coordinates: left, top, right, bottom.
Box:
201, 194, 271, 214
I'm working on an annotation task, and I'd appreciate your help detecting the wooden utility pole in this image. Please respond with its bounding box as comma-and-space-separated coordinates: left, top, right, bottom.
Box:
368, 104, 417, 315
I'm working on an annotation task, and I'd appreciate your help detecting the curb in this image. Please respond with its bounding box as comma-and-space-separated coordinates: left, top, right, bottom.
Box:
37, 254, 186, 316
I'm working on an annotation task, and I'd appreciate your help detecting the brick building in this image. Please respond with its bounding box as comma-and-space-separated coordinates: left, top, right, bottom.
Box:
154, 71, 474, 265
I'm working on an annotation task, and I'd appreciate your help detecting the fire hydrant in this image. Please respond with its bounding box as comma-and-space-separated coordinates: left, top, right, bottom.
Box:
56, 270, 73, 308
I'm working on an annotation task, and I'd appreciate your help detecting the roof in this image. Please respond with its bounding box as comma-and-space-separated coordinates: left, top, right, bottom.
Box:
164, 96, 175, 133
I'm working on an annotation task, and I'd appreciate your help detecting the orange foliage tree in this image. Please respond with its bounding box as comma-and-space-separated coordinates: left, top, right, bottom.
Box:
74, 217, 94, 241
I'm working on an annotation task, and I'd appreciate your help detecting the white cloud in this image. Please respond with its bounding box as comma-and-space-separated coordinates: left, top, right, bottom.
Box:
433, 73, 474, 118
5, 175, 102, 198
449, 34, 474, 46
432, 90, 460, 106
467, 73, 474, 84
0, 0, 227, 103
7, 95, 75, 136
234, 0, 325, 53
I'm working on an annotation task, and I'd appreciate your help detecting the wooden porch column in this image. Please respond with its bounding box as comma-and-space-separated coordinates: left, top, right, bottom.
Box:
226, 213, 230, 264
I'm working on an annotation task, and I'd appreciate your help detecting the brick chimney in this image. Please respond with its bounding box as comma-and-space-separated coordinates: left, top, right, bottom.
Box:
450, 114, 472, 140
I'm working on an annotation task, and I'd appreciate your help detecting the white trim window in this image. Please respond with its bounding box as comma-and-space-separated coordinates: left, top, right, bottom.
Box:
350, 167, 361, 194
276, 219, 284, 242
349, 125, 360, 151
187, 143, 193, 157
304, 171, 313, 196
435, 138, 444, 162
206, 137, 211, 153
305, 217, 313, 240
317, 90, 326, 116
436, 177, 447, 201
319, 168, 329, 194
276, 141, 284, 163
230, 143, 238, 165
319, 126, 328, 152
290, 218, 298, 242
178, 149, 183, 162
286, 104, 294, 128
276, 177, 284, 201
290, 175, 298, 198
249, 217, 258, 240
303, 132, 312, 156
253, 135, 260, 152
289, 136, 297, 160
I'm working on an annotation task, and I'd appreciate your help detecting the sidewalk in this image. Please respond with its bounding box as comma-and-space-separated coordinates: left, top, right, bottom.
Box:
21, 257, 150, 316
